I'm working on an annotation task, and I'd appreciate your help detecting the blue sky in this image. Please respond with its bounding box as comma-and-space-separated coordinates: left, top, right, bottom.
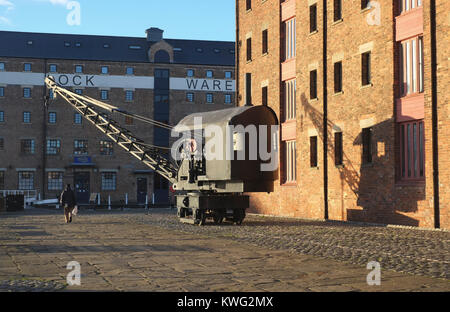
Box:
0, 0, 236, 41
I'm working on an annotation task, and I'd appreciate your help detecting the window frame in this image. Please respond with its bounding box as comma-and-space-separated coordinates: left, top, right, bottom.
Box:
23, 111, 31, 124
310, 4, 318, 33
18, 171, 34, 190
362, 52, 372, 86
20, 139, 35, 155
23, 87, 31, 98
47, 172, 63, 191
284, 140, 297, 184
334, 132, 343, 166
400, 36, 424, 97
399, 120, 425, 181
74, 139, 88, 156
186, 92, 194, 103
101, 172, 117, 191
262, 29, 268, 55
46, 139, 61, 156
100, 140, 114, 156
334, 61, 343, 94
362, 127, 373, 164
48, 112, 57, 124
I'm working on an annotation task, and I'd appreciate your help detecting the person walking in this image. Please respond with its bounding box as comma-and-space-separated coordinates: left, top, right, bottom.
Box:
60, 184, 77, 223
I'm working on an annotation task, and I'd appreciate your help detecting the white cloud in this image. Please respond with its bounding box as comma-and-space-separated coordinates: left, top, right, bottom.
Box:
0, 16, 12, 25
0, 0, 14, 7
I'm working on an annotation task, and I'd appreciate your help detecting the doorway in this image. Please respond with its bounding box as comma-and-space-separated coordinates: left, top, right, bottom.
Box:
137, 178, 148, 204
74, 172, 90, 204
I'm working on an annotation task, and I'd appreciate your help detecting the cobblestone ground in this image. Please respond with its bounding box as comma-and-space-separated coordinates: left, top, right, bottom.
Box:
133, 210, 450, 280
0, 208, 448, 292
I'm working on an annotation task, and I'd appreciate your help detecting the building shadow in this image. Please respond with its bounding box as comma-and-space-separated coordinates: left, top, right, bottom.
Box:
300, 93, 423, 226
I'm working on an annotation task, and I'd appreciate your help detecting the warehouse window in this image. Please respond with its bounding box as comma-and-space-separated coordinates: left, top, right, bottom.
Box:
334, 0, 342, 21
75, 65, 83, 73
0, 87, 4, 97
46, 139, 61, 155
206, 70, 214, 78
262, 29, 268, 54
400, 0, 422, 14
362, 128, 373, 164
129, 45, 142, 50
284, 18, 296, 60
334, 132, 343, 166
0, 138, 4, 150
102, 172, 117, 191
0, 171, 4, 190
186, 92, 194, 102
64, 42, 71, 47
23, 112, 31, 124
285, 79, 296, 121
310, 70, 317, 100
399, 120, 424, 181
245, 73, 252, 105
101, 66, 109, 74
0, 111, 4, 122
100, 140, 114, 156
0, 62, 4, 71
225, 71, 232, 79
75, 89, 83, 95
74, 140, 88, 155
206, 93, 214, 104
361, 0, 370, 9
125, 90, 134, 102
49, 64, 57, 73
362, 52, 371, 86
74, 113, 82, 125
334, 61, 343, 93
48, 112, 57, 124
310, 4, 317, 33
23, 88, 31, 98
187, 69, 194, 77
103, 43, 111, 49
225, 94, 232, 104
100, 90, 109, 100
284, 141, 297, 183
48, 172, 63, 191
126, 67, 134, 75
246, 37, 252, 62
310, 136, 318, 168
400, 36, 424, 96
24, 63, 32, 72
18, 172, 34, 190
75, 42, 81, 48
262, 86, 268, 106
21, 139, 35, 155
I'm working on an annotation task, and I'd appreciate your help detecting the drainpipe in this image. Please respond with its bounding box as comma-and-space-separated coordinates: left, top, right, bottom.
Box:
430, 0, 440, 228
42, 59, 48, 199
322, 0, 329, 220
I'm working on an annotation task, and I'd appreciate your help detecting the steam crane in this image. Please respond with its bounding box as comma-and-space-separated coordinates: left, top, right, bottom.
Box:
45, 76, 279, 226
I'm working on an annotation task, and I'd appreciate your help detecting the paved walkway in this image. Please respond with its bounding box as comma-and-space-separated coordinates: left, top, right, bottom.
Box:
0, 209, 448, 292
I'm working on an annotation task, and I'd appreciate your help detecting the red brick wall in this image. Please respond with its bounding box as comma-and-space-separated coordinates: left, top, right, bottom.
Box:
238, 0, 449, 229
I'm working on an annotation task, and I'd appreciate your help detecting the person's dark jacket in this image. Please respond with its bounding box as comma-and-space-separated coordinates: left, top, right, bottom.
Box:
60, 187, 77, 208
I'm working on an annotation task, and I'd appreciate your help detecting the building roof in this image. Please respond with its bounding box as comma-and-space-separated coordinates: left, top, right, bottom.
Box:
0, 31, 235, 66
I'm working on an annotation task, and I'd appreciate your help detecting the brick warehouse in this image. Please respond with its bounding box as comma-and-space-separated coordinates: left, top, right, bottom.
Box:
237, 0, 449, 229
0, 27, 235, 206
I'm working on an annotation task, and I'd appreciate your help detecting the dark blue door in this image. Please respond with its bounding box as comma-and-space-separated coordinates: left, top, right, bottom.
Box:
74, 172, 90, 204
137, 178, 147, 204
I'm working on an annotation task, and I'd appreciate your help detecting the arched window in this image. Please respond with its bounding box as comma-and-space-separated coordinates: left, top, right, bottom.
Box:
154, 50, 170, 63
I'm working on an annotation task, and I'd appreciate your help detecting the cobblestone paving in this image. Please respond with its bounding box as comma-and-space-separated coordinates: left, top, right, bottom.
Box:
131, 210, 450, 280
0, 208, 448, 292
